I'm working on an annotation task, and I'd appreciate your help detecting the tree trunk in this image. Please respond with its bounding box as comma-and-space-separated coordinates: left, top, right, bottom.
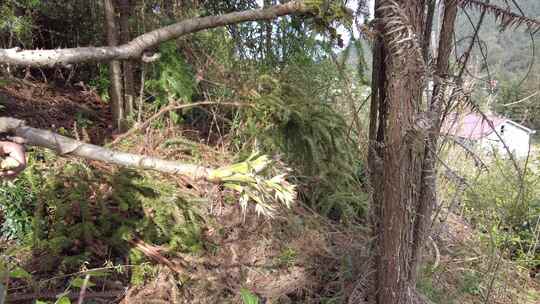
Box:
367, 1, 387, 301
118, 0, 136, 117
263, 0, 273, 61
369, 0, 427, 303
368, 0, 461, 302
410, 0, 458, 283
104, 0, 125, 130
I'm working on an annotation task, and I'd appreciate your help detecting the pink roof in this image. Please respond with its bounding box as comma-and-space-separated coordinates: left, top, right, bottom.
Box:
443, 112, 506, 140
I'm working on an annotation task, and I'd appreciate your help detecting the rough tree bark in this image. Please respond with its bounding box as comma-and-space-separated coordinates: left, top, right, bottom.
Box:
104, 0, 125, 130
0, 1, 312, 66
369, 0, 428, 303
367, 0, 387, 301
367, 0, 461, 302
378, 1, 425, 300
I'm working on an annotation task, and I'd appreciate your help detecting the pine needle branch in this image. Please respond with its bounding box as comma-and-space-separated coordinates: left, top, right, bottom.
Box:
459, 0, 540, 33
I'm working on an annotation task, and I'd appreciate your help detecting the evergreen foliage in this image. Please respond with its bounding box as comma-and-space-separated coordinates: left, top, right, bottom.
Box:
146, 41, 196, 107
0, 1, 36, 47
240, 50, 368, 221
1, 150, 206, 275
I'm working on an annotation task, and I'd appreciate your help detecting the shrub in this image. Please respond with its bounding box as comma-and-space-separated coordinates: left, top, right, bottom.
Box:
463, 157, 540, 268
237, 52, 368, 221
0, 149, 206, 274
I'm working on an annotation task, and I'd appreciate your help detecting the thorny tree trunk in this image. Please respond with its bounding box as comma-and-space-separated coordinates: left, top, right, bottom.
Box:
410, 0, 458, 283
118, 0, 136, 117
104, 0, 125, 130
377, 0, 425, 300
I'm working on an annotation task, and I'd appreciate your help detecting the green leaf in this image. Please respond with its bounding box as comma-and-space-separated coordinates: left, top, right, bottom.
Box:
36, 300, 49, 304
70, 277, 95, 289
85, 269, 110, 277
9, 266, 31, 280
55, 296, 71, 304
170, 111, 182, 124
240, 288, 259, 304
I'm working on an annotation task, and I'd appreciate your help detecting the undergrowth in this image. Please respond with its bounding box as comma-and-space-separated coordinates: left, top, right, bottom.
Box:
0, 148, 207, 286
427, 145, 540, 304
0, 12, 374, 302
238, 54, 368, 222
463, 156, 540, 270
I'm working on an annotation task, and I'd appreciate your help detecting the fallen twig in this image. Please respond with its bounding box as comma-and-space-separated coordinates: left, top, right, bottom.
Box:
77, 274, 91, 304
7, 290, 124, 302
110, 101, 249, 147
129, 238, 185, 275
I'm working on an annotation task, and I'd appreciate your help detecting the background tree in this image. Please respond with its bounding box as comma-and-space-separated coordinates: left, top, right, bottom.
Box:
103, 0, 125, 130
118, 0, 136, 118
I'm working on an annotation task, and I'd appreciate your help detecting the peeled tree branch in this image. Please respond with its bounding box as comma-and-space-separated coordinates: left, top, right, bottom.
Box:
0, 1, 313, 67
0, 117, 295, 217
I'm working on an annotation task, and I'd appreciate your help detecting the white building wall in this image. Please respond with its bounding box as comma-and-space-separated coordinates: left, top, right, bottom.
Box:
480, 122, 531, 158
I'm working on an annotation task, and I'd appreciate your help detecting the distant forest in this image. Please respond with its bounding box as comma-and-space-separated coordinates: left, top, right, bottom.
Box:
449, 0, 538, 128
344, 0, 540, 129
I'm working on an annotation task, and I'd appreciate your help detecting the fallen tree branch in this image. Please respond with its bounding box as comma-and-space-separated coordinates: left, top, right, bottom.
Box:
7, 290, 124, 303
0, 2, 312, 67
0, 117, 296, 217
129, 238, 185, 275
109, 101, 249, 147
8, 119, 213, 180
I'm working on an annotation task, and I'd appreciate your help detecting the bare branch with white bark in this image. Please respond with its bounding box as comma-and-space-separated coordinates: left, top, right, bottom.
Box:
0, 2, 311, 67
1, 117, 211, 180
0, 117, 296, 218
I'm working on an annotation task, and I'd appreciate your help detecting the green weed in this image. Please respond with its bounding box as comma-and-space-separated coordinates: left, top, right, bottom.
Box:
276, 247, 297, 268
459, 270, 482, 296
417, 266, 454, 304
